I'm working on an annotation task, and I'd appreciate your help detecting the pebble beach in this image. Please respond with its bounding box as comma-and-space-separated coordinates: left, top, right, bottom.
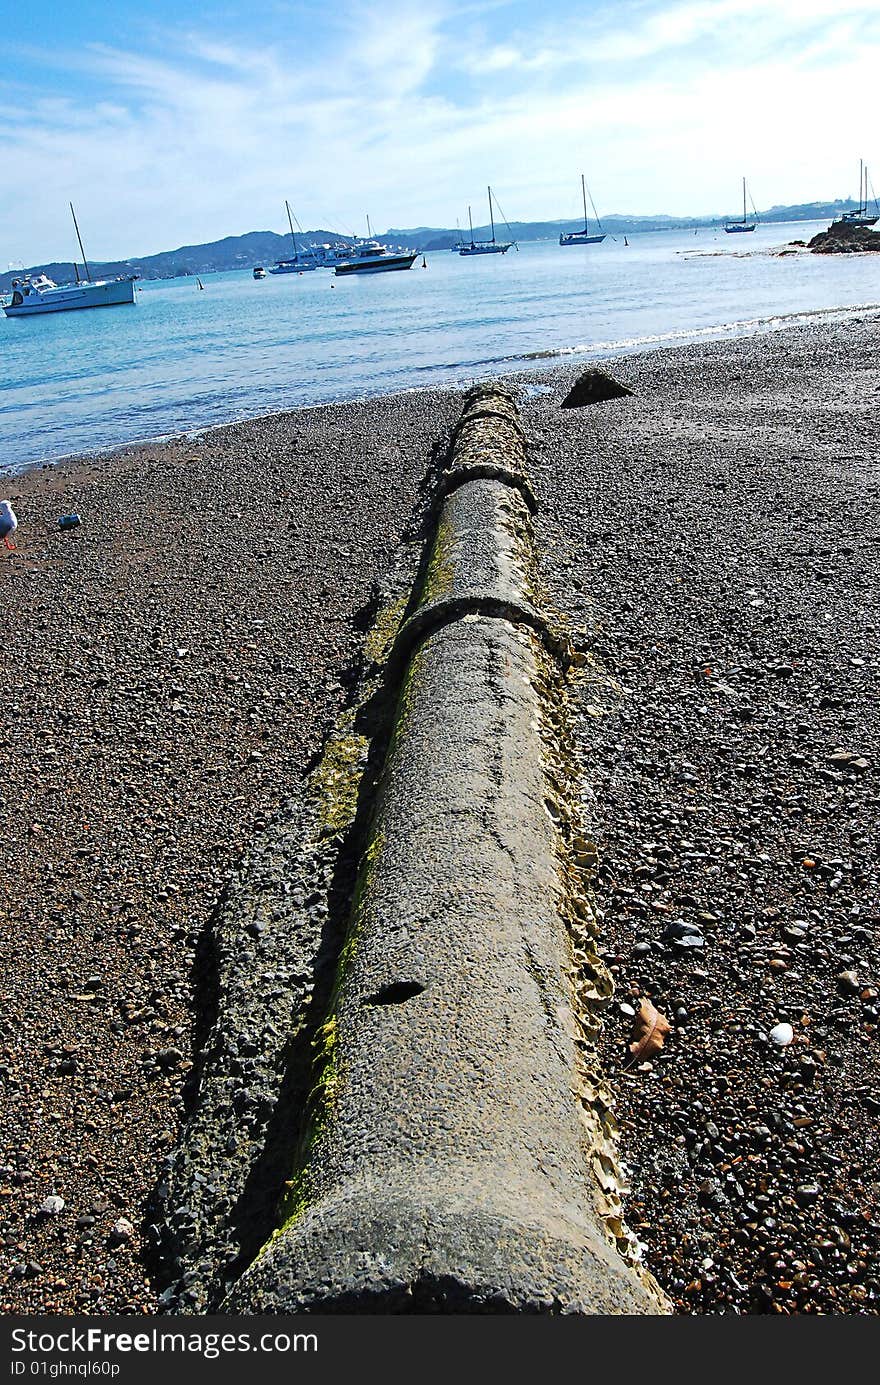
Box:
1, 311, 878, 1315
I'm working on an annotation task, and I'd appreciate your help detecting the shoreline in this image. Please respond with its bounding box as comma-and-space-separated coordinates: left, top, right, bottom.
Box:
2, 314, 879, 1315
4, 299, 880, 482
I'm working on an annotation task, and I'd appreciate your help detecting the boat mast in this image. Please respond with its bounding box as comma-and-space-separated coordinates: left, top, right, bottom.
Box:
860, 159, 866, 215
69, 203, 92, 282
488, 186, 496, 244
859, 159, 863, 215
742, 177, 746, 224
468, 205, 475, 248
285, 199, 299, 264
581, 173, 588, 233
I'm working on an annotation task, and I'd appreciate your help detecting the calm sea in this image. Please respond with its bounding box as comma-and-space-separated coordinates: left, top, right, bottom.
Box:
1, 220, 877, 476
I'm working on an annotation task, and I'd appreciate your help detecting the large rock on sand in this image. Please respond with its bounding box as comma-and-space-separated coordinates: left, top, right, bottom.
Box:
561, 368, 633, 408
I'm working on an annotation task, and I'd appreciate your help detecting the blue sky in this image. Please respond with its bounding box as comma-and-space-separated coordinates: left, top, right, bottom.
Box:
1, 0, 879, 262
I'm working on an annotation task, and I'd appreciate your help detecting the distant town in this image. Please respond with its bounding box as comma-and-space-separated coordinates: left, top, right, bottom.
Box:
0, 197, 864, 293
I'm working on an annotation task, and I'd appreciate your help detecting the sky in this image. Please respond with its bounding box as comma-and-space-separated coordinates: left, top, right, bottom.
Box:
1, 0, 879, 263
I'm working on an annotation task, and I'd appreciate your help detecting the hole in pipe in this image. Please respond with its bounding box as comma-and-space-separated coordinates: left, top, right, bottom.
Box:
362, 980, 427, 1006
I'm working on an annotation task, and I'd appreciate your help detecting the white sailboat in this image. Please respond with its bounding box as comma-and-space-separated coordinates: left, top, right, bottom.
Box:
841, 160, 879, 227
458, 187, 514, 256
269, 200, 320, 273
3, 204, 137, 318
559, 175, 606, 246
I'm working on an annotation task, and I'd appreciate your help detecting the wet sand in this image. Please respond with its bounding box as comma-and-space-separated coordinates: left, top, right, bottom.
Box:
1, 311, 878, 1314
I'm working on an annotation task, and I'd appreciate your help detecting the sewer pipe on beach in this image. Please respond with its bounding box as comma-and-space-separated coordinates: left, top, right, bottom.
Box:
226, 386, 668, 1314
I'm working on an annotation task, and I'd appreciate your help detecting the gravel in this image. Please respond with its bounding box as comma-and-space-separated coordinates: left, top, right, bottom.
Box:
2, 310, 878, 1315
525, 311, 880, 1314
0, 391, 458, 1314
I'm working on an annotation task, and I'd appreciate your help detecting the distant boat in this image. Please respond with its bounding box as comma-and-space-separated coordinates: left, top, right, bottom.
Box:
3, 205, 137, 318
269, 200, 320, 273
197, 278, 204, 290
559, 175, 606, 246
334, 240, 418, 275
253, 266, 267, 279
724, 177, 757, 234
841, 160, 879, 227
459, 187, 514, 255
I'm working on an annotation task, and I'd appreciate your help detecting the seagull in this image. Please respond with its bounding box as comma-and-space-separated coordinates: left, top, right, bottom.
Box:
0, 500, 17, 550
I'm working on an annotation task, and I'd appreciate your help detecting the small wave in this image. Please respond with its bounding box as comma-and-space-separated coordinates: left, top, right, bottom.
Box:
497, 302, 880, 366
400, 302, 880, 378
519, 346, 583, 361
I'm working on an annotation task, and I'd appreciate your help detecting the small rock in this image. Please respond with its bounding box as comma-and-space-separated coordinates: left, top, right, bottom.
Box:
795, 1184, 820, 1205
664, 918, 704, 939
561, 368, 633, 409
663, 918, 705, 949
769, 1023, 794, 1048
837, 971, 860, 994
109, 1217, 135, 1244
156, 1047, 184, 1070
40, 1195, 65, 1215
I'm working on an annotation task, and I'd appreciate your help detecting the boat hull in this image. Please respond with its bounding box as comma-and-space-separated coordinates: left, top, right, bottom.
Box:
559, 232, 606, 245
458, 243, 511, 256
4, 277, 137, 317
724, 224, 756, 234
269, 262, 319, 274
334, 253, 417, 275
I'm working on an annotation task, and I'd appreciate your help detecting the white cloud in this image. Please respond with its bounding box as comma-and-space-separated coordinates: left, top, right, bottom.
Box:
0, 0, 878, 261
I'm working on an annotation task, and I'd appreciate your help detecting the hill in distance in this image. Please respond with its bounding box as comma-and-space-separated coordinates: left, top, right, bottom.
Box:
0, 199, 862, 292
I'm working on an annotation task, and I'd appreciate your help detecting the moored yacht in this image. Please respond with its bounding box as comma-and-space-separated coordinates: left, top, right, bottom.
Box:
841, 160, 879, 227
269, 200, 321, 273
4, 272, 137, 317
4, 203, 138, 317
459, 187, 514, 255
269, 256, 319, 274
334, 240, 417, 275
559, 174, 606, 246
724, 177, 757, 234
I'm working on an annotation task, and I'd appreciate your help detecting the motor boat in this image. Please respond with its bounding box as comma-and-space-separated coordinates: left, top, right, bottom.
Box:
3, 272, 137, 317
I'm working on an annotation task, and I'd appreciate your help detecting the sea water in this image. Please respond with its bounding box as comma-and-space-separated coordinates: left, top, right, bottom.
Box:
1, 220, 877, 475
